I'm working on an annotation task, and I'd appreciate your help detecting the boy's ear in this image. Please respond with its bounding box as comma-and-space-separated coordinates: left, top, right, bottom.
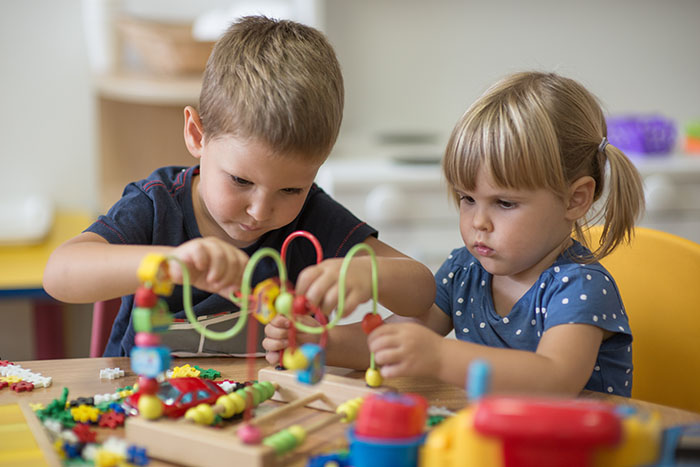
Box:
565, 176, 596, 221
183, 106, 205, 159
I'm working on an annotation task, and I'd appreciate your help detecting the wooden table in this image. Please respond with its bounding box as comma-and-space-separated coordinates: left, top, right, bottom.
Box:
2, 356, 700, 466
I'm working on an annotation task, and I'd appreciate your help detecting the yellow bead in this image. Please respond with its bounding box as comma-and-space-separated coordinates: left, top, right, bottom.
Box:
282, 348, 309, 370
217, 395, 236, 418
186, 403, 214, 425
365, 368, 383, 388
287, 424, 307, 443
138, 394, 163, 419
227, 392, 246, 414
137, 253, 173, 296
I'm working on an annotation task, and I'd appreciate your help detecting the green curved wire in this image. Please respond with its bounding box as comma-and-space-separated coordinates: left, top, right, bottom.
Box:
174, 243, 378, 341
173, 247, 287, 341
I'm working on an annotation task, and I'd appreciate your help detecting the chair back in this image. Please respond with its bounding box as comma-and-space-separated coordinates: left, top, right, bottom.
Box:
587, 226, 700, 413
90, 298, 121, 357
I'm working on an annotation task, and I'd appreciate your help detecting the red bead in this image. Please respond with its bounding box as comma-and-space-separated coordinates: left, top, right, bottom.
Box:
134, 332, 160, 347
292, 295, 309, 315
138, 376, 159, 395
135, 286, 158, 307
361, 313, 384, 334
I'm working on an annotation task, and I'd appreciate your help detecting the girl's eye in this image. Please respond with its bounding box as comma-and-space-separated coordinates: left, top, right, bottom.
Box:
498, 200, 517, 209
459, 194, 475, 204
231, 176, 252, 186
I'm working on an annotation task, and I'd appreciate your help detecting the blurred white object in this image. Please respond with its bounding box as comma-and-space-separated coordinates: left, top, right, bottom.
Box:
193, 0, 322, 42
82, 0, 121, 73
0, 195, 55, 245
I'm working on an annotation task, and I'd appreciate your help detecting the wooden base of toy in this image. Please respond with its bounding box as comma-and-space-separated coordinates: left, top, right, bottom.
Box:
124, 366, 385, 466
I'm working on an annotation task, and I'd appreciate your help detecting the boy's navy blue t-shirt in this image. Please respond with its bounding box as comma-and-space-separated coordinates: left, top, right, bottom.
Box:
86, 165, 378, 356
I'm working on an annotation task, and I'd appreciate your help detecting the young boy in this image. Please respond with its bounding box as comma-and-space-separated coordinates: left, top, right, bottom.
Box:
43, 16, 435, 357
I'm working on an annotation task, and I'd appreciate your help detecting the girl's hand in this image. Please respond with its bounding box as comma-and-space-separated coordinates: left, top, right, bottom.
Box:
368, 322, 445, 379
167, 237, 248, 297
262, 314, 323, 365
295, 257, 373, 316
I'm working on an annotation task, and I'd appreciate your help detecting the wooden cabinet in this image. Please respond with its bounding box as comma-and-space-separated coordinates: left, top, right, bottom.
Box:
95, 73, 201, 212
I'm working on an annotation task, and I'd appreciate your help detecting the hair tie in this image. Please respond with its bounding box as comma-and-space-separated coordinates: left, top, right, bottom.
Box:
598, 137, 609, 154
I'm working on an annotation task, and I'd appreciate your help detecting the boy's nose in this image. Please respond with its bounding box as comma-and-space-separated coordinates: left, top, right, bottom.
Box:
246, 193, 273, 221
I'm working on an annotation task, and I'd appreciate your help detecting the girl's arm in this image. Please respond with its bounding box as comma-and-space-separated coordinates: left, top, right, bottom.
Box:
369, 307, 604, 396
294, 235, 436, 318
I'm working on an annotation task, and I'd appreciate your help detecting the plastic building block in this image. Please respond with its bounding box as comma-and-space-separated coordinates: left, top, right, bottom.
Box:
100, 367, 125, 380
98, 410, 126, 429
10, 380, 34, 392
355, 393, 427, 439
73, 423, 98, 443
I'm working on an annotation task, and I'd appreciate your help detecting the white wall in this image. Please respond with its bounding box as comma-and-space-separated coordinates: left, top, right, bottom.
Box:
1, 0, 699, 210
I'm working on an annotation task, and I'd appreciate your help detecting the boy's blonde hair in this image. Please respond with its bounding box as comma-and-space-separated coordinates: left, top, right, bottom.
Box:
199, 16, 344, 161
443, 71, 644, 262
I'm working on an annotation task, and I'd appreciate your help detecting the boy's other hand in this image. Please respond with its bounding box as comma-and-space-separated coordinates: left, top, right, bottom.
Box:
168, 237, 248, 297
295, 257, 372, 317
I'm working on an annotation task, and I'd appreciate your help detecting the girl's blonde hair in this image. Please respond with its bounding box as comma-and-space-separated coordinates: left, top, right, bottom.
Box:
199, 16, 344, 161
443, 71, 644, 262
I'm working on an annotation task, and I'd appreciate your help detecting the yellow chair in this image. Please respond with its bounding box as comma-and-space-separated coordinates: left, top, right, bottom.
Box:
587, 226, 700, 413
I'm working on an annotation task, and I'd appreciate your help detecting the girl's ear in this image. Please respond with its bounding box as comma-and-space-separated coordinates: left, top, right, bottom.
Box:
183, 106, 205, 159
566, 176, 596, 221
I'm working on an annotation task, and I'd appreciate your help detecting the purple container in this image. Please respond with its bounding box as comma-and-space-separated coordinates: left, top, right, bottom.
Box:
607, 115, 676, 156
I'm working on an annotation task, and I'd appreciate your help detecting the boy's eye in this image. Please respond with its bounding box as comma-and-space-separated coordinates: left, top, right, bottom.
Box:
498, 199, 517, 209
281, 187, 303, 195
231, 176, 252, 186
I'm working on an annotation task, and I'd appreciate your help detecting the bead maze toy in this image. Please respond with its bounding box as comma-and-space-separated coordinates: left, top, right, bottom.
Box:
123, 231, 389, 465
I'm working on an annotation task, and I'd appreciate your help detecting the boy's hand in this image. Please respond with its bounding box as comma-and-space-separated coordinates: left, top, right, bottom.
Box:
167, 237, 248, 297
295, 257, 373, 316
368, 322, 444, 379
262, 315, 323, 365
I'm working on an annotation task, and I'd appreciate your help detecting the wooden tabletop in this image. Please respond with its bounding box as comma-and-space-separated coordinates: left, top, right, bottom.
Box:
3, 356, 700, 466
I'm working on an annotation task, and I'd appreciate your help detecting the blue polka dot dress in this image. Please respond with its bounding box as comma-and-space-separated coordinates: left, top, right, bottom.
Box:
435, 240, 633, 396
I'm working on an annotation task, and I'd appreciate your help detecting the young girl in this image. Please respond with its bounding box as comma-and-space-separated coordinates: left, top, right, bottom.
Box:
365, 71, 645, 396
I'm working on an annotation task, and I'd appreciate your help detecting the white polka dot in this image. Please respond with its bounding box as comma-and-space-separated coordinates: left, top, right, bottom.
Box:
537, 331, 541, 337
604, 276, 610, 282
602, 288, 608, 295
562, 276, 569, 283
480, 322, 486, 329
594, 365, 600, 371
461, 281, 465, 287
457, 297, 464, 304
471, 313, 475, 318
540, 282, 546, 289
470, 297, 474, 303
503, 317, 510, 324
612, 313, 617, 319
618, 326, 625, 332
455, 310, 462, 316
579, 294, 587, 301
625, 368, 631, 374
531, 319, 536, 325
627, 346, 631, 352
542, 307, 546, 314
442, 278, 448, 284
607, 386, 613, 393
448, 272, 454, 278
593, 315, 599, 322
625, 381, 629, 387
536, 307, 540, 314
515, 329, 522, 335
448, 254, 453, 259
602, 314, 607, 320
481, 280, 486, 287
586, 274, 592, 280
562, 298, 569, 304
462, 328, 469, 333
469, 262, 474, 266
554, 266, 560, 273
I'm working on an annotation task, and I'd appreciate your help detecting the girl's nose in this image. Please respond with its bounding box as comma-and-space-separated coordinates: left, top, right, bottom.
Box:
472, 207, 492, 231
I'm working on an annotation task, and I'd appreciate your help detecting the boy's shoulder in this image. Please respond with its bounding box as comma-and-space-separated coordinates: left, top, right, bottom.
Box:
133, 166, 195, 194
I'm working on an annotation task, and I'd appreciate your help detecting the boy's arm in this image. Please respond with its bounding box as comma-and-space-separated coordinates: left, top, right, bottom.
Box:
295, 236, 436, 318
369, 315, 604, 396
44, 232, 249, 304
43, 232, 174, 303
